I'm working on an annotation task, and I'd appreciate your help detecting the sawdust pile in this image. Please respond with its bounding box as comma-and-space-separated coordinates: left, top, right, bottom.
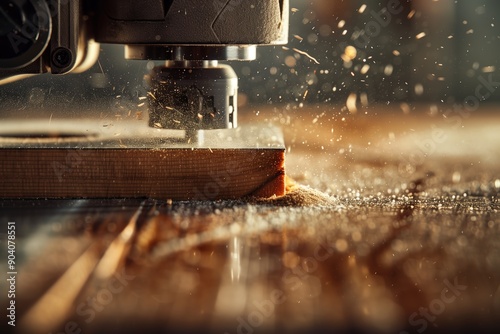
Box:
252, 183, 336, 207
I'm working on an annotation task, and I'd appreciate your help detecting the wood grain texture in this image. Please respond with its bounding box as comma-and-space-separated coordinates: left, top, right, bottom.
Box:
0, 121, 285, 199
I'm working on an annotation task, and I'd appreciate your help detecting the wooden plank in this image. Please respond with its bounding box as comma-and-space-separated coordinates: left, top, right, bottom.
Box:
0, 121, 285, 199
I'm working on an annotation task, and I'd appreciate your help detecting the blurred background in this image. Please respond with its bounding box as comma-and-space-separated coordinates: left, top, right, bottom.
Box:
1, 0, 500, 117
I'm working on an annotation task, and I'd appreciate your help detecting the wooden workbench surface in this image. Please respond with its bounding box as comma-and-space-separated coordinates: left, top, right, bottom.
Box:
1, 105, 499, 334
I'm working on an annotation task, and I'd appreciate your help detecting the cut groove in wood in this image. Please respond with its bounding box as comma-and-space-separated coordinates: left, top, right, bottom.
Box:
0, 121, 286, 200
